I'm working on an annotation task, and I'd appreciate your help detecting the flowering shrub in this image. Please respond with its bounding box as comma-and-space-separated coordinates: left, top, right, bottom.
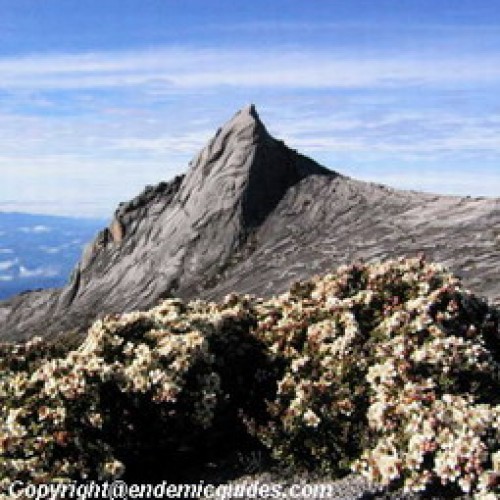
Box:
0, 257, 498, 498
351, 261, 500, 498
246, 257, 499, 497
0, 298, 268, 495
245, 280, 373, 476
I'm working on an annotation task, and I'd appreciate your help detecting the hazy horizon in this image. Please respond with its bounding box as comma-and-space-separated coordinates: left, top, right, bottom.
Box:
1, 0, 500, 217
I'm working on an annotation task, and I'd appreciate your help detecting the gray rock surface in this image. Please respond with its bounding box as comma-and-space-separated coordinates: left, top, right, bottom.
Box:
0, 104, 499, 341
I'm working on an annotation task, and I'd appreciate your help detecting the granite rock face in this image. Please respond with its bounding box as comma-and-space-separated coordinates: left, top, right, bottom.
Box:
0, 106, 330, 340
1, 105, 499, 341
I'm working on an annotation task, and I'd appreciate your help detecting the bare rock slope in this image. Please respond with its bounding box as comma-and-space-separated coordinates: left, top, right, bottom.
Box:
1, 105, 499, 340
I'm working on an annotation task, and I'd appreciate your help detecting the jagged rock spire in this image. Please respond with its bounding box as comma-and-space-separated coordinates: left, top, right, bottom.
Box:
4, 105, 496, 344
0, 106, 331, 340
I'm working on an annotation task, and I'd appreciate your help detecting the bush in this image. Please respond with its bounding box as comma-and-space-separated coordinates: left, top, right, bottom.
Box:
0, 257, 498, 498
0, 298, 271, 493
248, 257, 499, 498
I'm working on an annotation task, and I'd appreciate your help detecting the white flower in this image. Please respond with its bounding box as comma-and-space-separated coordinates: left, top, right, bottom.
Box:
492, 450, 500, 473
291, 356, 310, 373
102, 459, 125, 478
303, 409, 321, 428
378, 452, 402, 483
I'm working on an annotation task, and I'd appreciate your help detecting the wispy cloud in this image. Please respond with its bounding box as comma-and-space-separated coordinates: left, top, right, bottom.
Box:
0, 259, 17, 272
0, 152, 185, 217
39, 242, 82, 254
0, 47, 499, 91
39, 246, 61, 254
111, 130, 212, 154
19, 225, 51, 234
354, 170, 500, 198
0, 40, 499, 217
19, 265, 60, 278
271, 110, 500, 161
1, 98, 499, 218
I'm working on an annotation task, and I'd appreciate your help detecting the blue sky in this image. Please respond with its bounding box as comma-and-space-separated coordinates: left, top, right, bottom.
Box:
0, 0, 499, 217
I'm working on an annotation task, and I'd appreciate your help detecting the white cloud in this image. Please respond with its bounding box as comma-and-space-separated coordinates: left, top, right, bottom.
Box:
39, 245, 61, 254
0, 103, 499, 217
111, 130, 212, 154
0, 46, 498, 217
19, 225, 51, 234
19, 265, 60, 278
273, 111, 500, 158
0, 249, 13, 254
39, 242, 82, 253
353, 171, 500, 198
0, 47, 499, 91
0, 259, 17, 272
0, 275, 13, 282
0, 152, 187, 217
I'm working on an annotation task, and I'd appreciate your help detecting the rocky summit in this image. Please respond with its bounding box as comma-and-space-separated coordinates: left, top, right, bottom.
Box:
1, 105, 499, 341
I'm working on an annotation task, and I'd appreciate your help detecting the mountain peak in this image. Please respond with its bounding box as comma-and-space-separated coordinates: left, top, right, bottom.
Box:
1, 103, 499, 343
218, 103, 269, 142
240, 103, 258, 117
178, 105, 330, 229
238, 103, 262, 124
0, 106, 334, 339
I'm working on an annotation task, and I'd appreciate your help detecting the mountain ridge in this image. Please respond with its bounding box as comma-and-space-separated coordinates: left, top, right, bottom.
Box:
1, 105, 499, 341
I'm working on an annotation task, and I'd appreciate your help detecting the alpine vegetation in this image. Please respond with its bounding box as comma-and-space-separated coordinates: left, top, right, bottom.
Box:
0, 257, 498, 498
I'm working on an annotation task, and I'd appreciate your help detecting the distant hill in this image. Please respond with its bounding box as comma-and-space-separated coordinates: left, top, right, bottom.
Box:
0, 212, 103, 300
1, 105, 499, 341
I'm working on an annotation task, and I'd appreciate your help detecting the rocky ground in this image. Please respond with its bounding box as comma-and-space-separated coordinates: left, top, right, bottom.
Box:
199, 462, 465, 500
